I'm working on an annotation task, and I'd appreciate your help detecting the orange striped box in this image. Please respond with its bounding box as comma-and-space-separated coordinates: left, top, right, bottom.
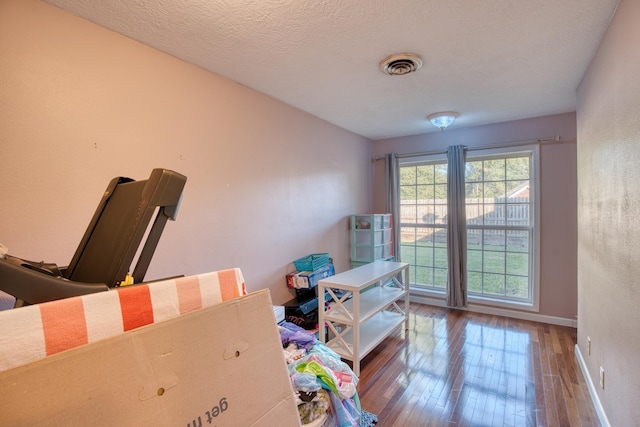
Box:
0, 289, 301, 426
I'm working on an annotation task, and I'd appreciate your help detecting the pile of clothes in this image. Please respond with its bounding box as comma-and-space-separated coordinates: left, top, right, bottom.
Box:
279, 321, 361, 427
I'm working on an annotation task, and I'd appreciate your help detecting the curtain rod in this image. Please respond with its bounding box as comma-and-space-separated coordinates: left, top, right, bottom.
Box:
373, 134, 562, 161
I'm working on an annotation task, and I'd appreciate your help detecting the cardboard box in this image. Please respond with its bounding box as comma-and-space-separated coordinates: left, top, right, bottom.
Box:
0, 289, 301, 427
286, 264, 335, 289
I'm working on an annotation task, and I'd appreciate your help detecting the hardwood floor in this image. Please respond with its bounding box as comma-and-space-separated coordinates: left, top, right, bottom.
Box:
356, 303, 600, 427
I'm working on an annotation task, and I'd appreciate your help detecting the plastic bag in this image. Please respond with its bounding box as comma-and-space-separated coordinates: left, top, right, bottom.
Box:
328, 390, 361, 427
291, 372, 321, 393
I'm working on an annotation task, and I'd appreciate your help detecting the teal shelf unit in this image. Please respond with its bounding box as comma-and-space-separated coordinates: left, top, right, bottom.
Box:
350, 214, 394, 268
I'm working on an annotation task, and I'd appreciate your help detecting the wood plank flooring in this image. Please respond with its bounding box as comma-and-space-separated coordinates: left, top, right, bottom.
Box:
356, 303, 600, 427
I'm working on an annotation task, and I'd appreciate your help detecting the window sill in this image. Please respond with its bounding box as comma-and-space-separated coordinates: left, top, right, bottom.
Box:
409, 286, 538, 312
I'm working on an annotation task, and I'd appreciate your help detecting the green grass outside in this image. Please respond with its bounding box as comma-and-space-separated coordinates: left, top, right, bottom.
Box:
401, 242, 529, 299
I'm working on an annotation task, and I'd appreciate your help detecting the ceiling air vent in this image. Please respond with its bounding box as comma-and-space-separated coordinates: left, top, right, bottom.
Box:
380, 53, 423, 76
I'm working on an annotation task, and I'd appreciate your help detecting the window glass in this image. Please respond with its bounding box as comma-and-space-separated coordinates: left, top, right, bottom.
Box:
399, 148, 537, 307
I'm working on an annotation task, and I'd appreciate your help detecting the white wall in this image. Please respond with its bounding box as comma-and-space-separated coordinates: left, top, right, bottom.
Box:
0, 0, 372, 306
372, 113, 579, 322
576, 0, 640, 424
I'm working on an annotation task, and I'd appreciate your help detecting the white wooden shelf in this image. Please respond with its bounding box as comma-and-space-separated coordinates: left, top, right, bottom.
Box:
324, 286, 405, 325
325, 311, 405, 360
318, 260, 410, 376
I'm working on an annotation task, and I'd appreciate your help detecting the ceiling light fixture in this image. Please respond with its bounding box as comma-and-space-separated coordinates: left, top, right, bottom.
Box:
428, 111, 458, 131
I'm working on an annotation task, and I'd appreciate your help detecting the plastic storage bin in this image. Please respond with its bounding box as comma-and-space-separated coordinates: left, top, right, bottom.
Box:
293, 253, 330, 272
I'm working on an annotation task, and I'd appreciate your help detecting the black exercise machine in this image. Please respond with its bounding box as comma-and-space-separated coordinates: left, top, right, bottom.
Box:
0, 168, 186, 307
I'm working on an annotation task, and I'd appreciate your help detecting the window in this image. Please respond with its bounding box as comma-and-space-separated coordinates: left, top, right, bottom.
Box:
465, 151, 535, 304
398, 146, 539, 309
399, 157, 448, 291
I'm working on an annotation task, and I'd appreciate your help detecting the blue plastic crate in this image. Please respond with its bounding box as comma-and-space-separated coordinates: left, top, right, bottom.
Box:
293, 253, 330, 271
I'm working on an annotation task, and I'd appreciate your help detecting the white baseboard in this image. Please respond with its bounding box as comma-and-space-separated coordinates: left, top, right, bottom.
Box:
410, 294, 577, 328
574, 344, 611, 427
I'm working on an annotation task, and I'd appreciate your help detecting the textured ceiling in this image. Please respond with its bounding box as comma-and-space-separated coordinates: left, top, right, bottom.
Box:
42, 0, 619, 140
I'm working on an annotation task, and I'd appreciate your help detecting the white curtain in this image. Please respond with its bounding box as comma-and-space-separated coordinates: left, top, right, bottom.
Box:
446, 145, 467, 307
385, 153, 401, 262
